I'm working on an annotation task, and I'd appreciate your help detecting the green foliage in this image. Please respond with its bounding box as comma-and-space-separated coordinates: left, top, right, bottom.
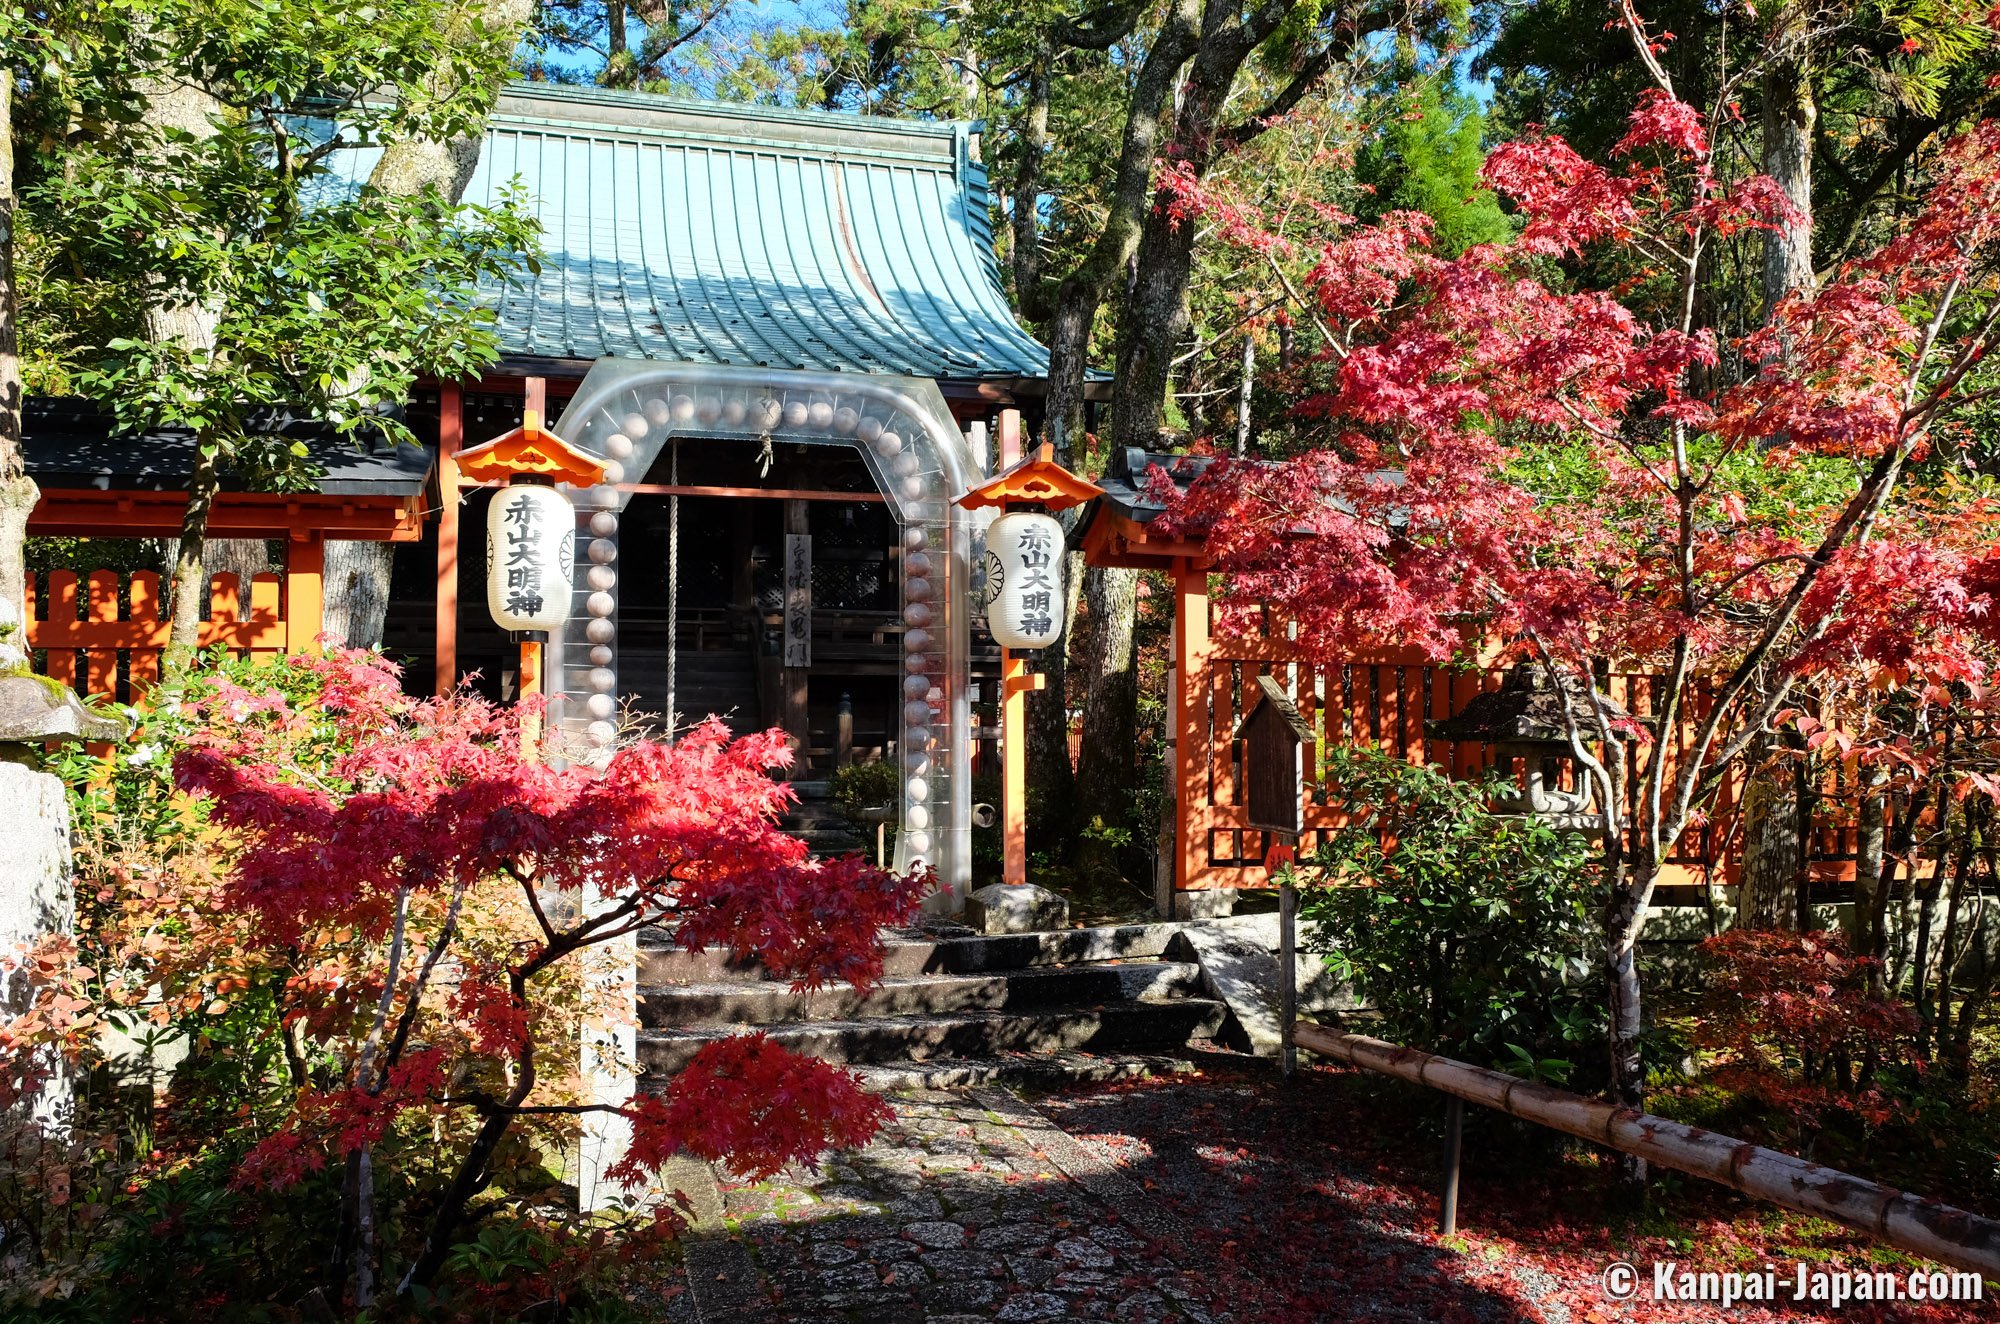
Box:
828, 752, 900, 824
25, 537, 166, 575
1354, 78, 1509, 257
17, 0, 540, 491
1504, 433, 1862, 543
1296, 744, 1605, 1089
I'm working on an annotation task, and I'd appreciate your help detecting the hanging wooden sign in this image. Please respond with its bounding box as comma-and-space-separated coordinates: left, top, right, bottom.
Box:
1236, 675, 1313, 839
783, 532, 813, 667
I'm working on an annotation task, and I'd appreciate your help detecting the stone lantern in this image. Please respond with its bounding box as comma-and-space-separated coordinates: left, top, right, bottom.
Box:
0, 663, 124, 1015
1425, 662, 1632, 832
0, 610, 125, 1127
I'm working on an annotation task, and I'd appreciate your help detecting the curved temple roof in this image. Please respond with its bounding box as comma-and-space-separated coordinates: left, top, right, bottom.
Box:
322, 84, 1051, 383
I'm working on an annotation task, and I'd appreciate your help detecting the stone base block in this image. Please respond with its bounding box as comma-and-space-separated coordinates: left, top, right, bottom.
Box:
964, 883, 1069, 935
1171, 888, 1239, 920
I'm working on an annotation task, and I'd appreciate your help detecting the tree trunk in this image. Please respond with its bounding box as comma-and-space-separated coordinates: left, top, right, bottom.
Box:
1759, 41, 1815, 317
1603, 859, 1650, 1181
321, 539, 396, 648
1738, 736, 1801, 930
1037, 0, 1201, 451
320, 0, 533, 640
1234, 334, 1254, 457
202, 537, 270, 586
1735, 24, 1817, 914
1107, 4, 1344, 454
134, 61, 224, 674
1072, 564, 1139, 881
0, 66, 32, 650
1850, 761, 1888, 954
1008, 48, 1053, 323
163, 438, 224, 670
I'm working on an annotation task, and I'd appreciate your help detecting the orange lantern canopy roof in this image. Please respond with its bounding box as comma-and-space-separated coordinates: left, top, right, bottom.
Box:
456, 408, 607, 486
956, 443, 1103, 512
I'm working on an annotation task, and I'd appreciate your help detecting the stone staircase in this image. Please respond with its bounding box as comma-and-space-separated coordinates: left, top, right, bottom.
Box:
636, 921, 1232, 1091
778, 779, 868, 858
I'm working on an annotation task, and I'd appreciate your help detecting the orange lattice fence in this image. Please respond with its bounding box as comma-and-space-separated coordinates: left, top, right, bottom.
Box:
1176, 601, 1862, 891
27, 569, 294, 705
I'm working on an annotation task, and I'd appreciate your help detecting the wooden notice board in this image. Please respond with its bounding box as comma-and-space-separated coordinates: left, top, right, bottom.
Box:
783, 532, 813, 667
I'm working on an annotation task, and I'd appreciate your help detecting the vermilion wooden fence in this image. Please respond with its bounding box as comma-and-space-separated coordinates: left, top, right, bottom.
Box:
27, 569, 295, 705
1173, 596, 1861, 891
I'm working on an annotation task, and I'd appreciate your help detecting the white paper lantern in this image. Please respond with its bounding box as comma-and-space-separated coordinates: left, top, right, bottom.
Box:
486, 484, 575, 634
984, 511, 1066, 650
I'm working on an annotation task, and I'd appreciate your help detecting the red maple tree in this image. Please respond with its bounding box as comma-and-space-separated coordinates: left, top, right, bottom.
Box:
166, 648, 925, 1302
1157, 12, 2000, 1126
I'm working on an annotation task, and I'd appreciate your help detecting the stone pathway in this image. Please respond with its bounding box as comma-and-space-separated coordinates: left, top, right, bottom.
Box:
669, 1084, 1236, 1324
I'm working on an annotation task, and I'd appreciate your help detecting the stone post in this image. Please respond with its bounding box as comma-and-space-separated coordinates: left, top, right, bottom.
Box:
0, 652, 126, 1129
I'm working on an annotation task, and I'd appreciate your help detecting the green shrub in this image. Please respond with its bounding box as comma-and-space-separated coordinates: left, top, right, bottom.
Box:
1296, 744, 1605, 1090
828, 758, 900, 839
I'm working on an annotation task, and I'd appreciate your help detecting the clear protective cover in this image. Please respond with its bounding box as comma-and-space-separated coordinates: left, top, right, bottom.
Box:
548, 361, 978, 905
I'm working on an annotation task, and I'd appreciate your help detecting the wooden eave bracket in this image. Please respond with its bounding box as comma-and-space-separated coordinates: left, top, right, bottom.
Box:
956, 442, 1103, 512
455, 408, 607, 487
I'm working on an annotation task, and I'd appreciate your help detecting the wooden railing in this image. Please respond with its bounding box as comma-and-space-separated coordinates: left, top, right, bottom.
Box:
27, 569, 299, 704
1288, 1021, 2000, 1278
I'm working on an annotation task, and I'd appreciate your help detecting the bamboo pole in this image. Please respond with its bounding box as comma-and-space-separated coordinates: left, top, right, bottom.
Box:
1292, 1024, 2000, 1278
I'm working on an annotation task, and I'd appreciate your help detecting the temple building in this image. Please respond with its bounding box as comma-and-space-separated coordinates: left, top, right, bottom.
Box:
346, 84, 1067, 905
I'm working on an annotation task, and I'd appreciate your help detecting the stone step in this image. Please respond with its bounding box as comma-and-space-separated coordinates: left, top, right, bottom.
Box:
848, 1050, 1197, 1091
636, 999, 1227, 1076
779, 804, 854, 831
638, 915, 1274, 985
639, 961, 1203, 1028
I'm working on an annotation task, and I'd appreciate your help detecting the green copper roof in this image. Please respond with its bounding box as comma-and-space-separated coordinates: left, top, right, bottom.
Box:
327, 84, 1050, 382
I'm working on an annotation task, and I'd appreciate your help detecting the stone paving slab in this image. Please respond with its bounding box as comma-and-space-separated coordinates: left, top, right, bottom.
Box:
682, 1086, 1237, 1323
